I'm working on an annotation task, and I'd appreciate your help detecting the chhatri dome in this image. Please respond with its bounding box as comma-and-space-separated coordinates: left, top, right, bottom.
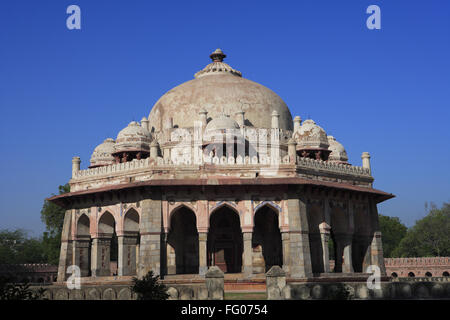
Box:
327, 135, 349, 163
114, 121, 152, 155
89, 138, 116, 168
148, 49, 293, 132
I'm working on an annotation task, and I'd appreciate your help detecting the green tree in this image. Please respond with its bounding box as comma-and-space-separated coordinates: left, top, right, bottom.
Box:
0, 229, 45, 264
131, 271, 169, 300
393, 202, 450, 257
40, 184, 70, 264
378, 214, 407, 258
40, 184, 70, 235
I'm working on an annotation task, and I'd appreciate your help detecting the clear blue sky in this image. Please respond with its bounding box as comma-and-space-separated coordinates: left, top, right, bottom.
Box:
0, 0, 449, 236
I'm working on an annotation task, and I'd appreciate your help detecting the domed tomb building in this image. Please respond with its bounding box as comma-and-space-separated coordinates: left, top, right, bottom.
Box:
49, 49, 394, 285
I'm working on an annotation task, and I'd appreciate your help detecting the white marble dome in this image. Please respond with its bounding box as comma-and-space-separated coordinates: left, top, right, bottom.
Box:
147, 49, 293, 132
114, 121, 152, 153
90, 138, 116, 167
293, 119, 329, 150
327, 135, 349, 163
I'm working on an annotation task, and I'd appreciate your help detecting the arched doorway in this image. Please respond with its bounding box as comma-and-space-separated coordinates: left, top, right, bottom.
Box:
208, 206, 243, 273
167, 206, 199, 274
96, 211, 117, 276
253, 205, 282, 272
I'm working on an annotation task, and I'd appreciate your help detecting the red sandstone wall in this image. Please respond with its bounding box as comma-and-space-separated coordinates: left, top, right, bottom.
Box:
329, 257, 450, 277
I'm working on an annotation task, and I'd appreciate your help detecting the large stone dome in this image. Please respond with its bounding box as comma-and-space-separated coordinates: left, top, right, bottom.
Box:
148, 49, 293, 132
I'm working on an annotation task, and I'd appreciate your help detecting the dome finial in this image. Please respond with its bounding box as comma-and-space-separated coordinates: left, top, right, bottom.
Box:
210, 48, 226, 62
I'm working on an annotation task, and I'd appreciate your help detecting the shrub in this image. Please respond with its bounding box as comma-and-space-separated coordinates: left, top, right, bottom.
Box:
131, 271, 169, 300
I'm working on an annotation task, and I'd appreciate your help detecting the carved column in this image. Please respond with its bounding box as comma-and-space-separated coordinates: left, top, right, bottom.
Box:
369, 198, 386, 275
334, 234, 353, 273
73, 239, 91, 277
199, 232, 208, 276
91, 238, 111, 277
166, 239, 176, 275
281, 232, 290, 273
287, 196, 313, 278
319, 222, 331, 273
242, 232, 253, 277
118, 236, 138, 276
57, 210, 74, 282
138, 198, 162, 277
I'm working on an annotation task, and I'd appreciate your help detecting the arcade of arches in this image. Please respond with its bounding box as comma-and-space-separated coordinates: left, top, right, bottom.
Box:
62, 190, 385, 280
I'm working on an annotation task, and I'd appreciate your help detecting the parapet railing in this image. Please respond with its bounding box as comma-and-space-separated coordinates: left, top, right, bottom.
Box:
73, 154, 370, 179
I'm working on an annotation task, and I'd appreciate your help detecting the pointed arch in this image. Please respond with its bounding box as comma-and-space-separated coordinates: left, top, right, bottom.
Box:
123, 208, 139, 236
210, 201, 239, 216
168, 203, 196, 230
254, 201, 282, 215
76, 214, 91, 240
98, 211, 115, 237
167, 205, 199, 274
252, 204, 282, 272
208, 204, 243, 273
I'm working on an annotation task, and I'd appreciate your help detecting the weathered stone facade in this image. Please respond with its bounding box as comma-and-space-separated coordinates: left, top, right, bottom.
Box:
49, 49, 395, 298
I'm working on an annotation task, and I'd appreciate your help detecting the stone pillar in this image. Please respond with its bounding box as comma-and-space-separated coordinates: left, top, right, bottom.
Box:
199, 232, 208, 276
335, 234, 353, 273
205, 266, 224, 300
281, 232, 290, 273
288, 138, 297, 164
362, 235, 373, 271
118, 236, 138, 276
90, 238, 111, 277
266, 266, 287, 300
369, 199, 386, 275
138, 198, 162, 277
141, 116, 149, 131
287, 197, 313, 278
293, 116, 301, 132
319, 222, 331, 273
150, 141, 158, 160
242, 232, 253, 277
166, 240, 176, 275
73, 239, 90, 277
370, 231, 386, 275
57, 210, 73, 282
72, 156, 80, 178
362, 152, 371, 175
271, 110, 280, 129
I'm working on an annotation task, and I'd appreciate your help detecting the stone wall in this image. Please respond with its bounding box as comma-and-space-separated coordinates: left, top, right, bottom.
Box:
265, 266, 450, 300
32, 266, 224, 300
329, 257, 450, 278
385, 257, 450, 278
